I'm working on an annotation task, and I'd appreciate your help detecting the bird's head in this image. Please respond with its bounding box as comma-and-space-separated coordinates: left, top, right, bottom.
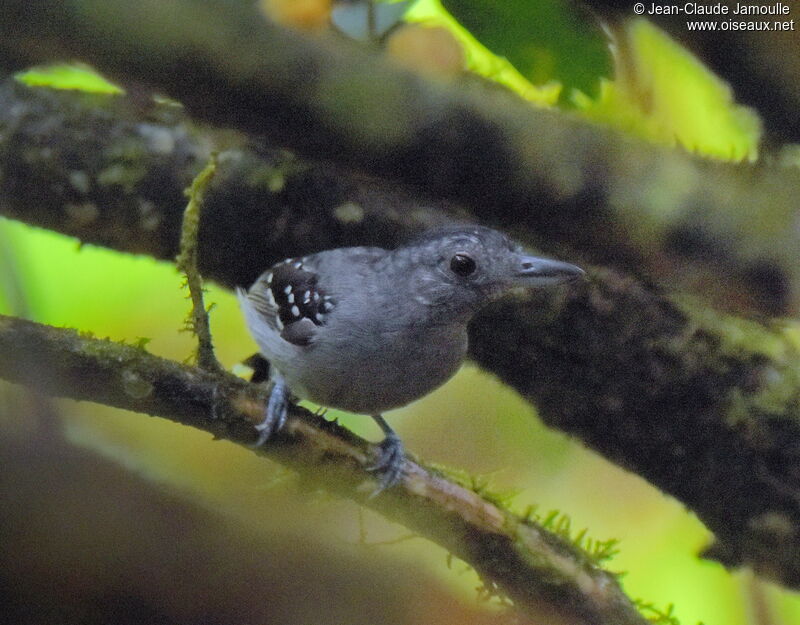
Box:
397, 225, 584, 318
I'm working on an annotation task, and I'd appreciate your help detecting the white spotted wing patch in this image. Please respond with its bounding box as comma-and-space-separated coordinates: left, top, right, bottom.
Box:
246, 258, 336, 347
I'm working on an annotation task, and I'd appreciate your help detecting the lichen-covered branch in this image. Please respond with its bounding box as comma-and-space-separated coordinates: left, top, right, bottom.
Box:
0, 313, 648, 625
1, 0, 799, 315
3, 78, 800, 588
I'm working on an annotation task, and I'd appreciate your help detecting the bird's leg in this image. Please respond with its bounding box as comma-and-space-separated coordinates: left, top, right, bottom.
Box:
366, 414, 406, 494
252, 372, 290, 447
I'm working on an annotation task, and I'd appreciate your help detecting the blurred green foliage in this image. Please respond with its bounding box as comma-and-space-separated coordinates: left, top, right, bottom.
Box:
420, 1, 759, 160
440, 0, 610, 97
573, 18, 761, 161
406, 0, 562, 104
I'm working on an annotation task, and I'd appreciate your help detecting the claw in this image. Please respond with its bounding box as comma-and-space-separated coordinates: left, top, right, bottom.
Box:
366, 415, 406, 496
252, 374, 289, 447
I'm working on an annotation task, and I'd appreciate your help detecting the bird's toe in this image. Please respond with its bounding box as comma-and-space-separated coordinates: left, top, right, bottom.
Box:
366, 432, 406, 495
252, 376, 289, 447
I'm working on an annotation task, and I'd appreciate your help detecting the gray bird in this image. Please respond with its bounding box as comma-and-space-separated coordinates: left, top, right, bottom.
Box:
237, 225, 584, 492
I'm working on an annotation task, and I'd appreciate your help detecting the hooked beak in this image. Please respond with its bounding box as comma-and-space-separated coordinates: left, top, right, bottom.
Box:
514, 255, 585, 286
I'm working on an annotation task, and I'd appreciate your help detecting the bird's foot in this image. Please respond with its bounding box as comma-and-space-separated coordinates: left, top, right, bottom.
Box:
366, 415, 406, 495
252, 375, 289, 447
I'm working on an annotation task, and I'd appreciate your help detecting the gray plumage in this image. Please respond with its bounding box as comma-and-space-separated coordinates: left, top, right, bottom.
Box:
238, 225, 584, 492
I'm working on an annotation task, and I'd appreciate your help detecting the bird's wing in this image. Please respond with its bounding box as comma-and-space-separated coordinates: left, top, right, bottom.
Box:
238, 257, 337, 347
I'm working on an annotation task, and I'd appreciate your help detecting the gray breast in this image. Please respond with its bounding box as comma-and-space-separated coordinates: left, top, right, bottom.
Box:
287, 320, 469, 415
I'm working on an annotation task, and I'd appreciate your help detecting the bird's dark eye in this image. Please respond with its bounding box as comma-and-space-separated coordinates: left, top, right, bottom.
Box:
450, 253, 476, 277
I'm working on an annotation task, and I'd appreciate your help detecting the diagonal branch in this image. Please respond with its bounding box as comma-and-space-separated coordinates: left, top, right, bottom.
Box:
0, 313, 649, 625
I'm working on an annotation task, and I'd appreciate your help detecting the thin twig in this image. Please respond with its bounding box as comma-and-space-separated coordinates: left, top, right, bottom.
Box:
176, 154, 223, 373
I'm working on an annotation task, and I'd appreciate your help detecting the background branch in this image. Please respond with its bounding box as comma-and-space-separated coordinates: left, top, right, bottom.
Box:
0, 313, 648, 625
1, 0, 799, 315
2, 77, 800, 587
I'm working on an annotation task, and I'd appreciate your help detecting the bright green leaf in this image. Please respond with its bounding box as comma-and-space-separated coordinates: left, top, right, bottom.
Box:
16, 63, 124, 94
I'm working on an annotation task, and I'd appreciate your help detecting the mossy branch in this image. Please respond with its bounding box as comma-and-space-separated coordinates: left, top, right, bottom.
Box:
176, 154, 222, 372
0, 313, 650, 625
